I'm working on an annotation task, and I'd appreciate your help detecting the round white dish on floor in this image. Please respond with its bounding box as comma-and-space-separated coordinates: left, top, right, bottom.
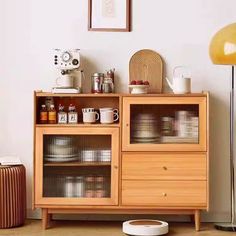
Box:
122, 219, 168, 236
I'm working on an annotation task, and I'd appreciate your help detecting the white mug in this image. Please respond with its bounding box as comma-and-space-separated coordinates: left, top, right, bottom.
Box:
83, 111, 99, 123
82, 108, 95, 113
56, 75, 73, 88
100, 108, 119, 124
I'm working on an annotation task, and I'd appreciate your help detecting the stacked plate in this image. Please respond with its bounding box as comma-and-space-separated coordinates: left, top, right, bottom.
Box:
131, 113, 159, 143
44, 136, 79, 162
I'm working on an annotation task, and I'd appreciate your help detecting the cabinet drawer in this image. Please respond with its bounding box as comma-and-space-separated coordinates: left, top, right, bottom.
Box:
122, 180, 206, 206
122, 153, 206, 180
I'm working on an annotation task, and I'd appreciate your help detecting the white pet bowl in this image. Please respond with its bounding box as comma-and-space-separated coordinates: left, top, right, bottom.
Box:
123, 219, 168, 236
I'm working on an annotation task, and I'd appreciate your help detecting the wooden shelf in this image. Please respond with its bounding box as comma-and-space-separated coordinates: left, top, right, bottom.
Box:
35, 91, 208, 98
44, 161, 111, 167
35, 91, 121, 98
36, 123, 120, 128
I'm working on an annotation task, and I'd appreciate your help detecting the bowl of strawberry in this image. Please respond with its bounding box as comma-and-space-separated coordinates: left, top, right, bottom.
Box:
128, 80, 150, 94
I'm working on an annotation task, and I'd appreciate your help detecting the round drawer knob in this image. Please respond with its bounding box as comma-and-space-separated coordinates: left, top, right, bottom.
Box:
114, 165, 118, 169
162, 193, 167, 197
163, 166, 167, 170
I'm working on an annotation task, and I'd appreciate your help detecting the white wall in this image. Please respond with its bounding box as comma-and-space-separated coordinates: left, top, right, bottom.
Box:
0, 0, 235, 222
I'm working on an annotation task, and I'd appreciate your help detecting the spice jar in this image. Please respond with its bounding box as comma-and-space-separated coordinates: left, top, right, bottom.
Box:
68, 104, 78, 124
58, 104, 67, 124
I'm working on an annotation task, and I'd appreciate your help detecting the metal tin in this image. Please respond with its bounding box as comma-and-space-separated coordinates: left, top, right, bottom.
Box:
91, 73, 104, 93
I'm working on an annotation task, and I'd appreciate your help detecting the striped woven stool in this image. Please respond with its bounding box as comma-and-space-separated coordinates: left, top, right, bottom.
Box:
0, 165, 26, 228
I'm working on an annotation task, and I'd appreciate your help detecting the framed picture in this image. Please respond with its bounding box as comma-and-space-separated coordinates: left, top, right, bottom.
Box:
88, 0, 131, 32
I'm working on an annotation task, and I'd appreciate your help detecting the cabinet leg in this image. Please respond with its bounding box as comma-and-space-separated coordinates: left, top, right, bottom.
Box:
48, 213, 52, 228
194, 210, 201, 231
42, 208, 49, 230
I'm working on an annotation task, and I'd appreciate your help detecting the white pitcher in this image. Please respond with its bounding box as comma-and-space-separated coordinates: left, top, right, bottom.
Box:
165, 66, 191, 94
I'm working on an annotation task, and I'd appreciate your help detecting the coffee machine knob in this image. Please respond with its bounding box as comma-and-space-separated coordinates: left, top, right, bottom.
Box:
62, 51, 71, 62
72, 59, 79, 66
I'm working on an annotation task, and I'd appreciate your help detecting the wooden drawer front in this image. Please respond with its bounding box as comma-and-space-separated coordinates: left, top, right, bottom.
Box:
122, 180, 206, 206
122, 153, 206, 180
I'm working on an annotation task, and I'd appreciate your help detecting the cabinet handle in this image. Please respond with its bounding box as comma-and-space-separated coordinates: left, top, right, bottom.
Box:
162, 193, 167, 197
163, 166, 167, 170
114, 165, 118, 169
126, 123, 129, 127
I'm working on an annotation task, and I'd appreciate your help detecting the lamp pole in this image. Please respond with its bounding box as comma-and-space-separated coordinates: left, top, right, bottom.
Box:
215, 66, 236, 231
230, 66, 235, 225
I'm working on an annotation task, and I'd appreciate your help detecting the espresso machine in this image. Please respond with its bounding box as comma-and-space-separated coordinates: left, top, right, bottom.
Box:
52, 49, 84, 93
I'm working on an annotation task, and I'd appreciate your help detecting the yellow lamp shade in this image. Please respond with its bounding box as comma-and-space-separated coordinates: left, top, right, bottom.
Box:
209, 23, 236, 65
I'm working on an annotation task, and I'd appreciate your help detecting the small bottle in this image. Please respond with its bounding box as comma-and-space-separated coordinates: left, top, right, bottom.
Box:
106, 69, 115, 92
40, 104, 48, 124
58, 104, 67, 124
68, 104, 78, 124
48, 104, 57, 124
102, 77, 113, 93
45, 97, 54, 111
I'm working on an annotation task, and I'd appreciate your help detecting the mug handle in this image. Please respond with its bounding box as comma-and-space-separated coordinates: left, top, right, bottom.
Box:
113, 109, 118, 114
95, 112, 100, 121
113, 112, 119, 122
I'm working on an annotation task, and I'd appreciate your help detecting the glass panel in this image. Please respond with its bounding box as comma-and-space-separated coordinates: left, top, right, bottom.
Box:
130, 104, 199, 144
43, 135, 111, 198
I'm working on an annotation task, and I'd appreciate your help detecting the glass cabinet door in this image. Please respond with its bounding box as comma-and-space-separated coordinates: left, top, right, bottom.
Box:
122, 96, 207, 152
35, 127, 119, 206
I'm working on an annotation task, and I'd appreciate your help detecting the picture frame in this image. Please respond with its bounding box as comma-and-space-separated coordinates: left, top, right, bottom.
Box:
88, 0, 131, 32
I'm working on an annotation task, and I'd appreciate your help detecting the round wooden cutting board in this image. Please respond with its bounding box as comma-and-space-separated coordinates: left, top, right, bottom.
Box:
129, 49, 164, 93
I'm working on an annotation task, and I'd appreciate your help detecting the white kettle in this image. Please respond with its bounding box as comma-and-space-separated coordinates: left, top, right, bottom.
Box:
165, 66, 191, 94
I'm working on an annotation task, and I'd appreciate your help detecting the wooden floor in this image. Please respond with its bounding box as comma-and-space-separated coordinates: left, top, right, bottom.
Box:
0, 220, 235, 236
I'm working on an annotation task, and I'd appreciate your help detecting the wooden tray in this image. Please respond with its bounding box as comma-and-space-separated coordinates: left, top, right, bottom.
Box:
129, 49, 164, 93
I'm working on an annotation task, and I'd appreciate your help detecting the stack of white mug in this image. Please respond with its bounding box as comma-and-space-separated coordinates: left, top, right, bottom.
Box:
82, 108, 119, 124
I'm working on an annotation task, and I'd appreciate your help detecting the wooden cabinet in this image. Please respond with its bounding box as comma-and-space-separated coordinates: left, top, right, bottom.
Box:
33, 92, 209, 231
35, 127, 119, 206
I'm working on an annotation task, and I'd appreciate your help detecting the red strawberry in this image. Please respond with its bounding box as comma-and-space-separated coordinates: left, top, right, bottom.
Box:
143, 80, 150, 85
136, 80, 143, 85
130, 80, 136, 85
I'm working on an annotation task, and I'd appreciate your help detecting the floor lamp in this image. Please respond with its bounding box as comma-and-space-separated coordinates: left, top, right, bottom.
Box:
209, 23, 236, 231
